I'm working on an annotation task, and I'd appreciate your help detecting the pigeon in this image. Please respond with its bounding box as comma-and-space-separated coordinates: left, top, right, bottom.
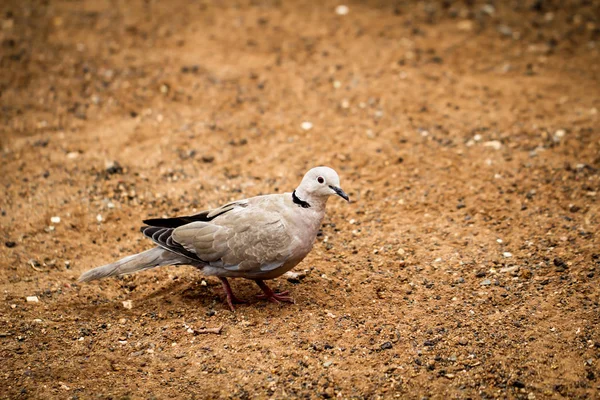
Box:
79, 166, 349, 310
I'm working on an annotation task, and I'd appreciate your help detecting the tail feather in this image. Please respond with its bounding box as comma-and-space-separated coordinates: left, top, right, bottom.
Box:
78, 247, 183, 282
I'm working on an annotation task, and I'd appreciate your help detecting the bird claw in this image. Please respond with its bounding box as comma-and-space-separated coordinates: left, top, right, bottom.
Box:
256, 291, 294, 304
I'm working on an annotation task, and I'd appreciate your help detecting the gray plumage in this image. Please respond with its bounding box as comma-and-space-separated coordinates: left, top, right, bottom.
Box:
78, 166, 349, 309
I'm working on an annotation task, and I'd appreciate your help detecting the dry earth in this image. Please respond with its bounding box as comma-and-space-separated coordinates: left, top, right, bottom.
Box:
1, 0, 599, 399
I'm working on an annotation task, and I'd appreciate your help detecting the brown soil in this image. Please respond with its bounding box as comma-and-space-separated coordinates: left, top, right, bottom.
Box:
1, 1, 599, 399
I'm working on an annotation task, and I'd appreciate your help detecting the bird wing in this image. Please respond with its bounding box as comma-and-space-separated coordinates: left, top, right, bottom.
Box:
142, 200, 248, 228
145, 195, 295, 272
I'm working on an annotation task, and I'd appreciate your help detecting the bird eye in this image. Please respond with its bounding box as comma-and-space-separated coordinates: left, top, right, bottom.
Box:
317, 176, 324, 184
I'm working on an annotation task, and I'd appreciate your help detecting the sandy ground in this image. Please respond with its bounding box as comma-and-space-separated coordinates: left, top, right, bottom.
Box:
1, 0, 599, 398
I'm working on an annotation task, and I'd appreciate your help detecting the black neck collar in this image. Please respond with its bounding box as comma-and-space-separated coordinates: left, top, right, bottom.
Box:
292, 190, 311, 208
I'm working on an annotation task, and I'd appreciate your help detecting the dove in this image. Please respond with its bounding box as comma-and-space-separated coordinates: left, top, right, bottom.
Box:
79, 166, 349, 310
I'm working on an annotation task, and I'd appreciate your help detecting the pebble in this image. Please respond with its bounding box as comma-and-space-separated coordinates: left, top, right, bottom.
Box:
503, 252, 513, 258
323, 360, 333, 367
67, 151, 79, 159
480, 279, 492, 286
96, 214, 103, 222
122, 300, 133, 309
500, 266, 519, 274
483, 140, 502, 150
105, 160, 123, 175
457, 20, 473, 31
481, 4, 495, 15
26, 296, 39, 303
5, 241, 16, 248
497, 25, 513, 37
300, 121, 313, 131
284, 270, 307, 283
335, 5, 349, 15
458, 338, 468, 345
201, 155, 215, 163
380, 341, 393, 350
50, 216, 61, 224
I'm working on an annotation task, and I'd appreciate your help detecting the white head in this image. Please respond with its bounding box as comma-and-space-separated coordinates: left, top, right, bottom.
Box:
294, 166, 349, 207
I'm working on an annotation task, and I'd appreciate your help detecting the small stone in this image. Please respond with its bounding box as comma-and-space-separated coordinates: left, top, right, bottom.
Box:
5, 241, 16, 248
335, 5, 349, 15
511, 380, 525, 388
201, 155, 215, 163
50, 216, 61, 224
67, 151, 79, 159
481, 4, 495, 15
122, 300, 133, 309
300, 121, 313, 131
458, 337, 468, 346
457, 20, 473, 31
105, 160, 123, 175
96, 214, 103, 222
500, 266, 519, 274
498, 25, 513, 37
323, 361, 333, 367
480, 279, 492, 286
553, 258, 566, 268
26, 296, 39, 303
503, 252, 513, 258
380, 341, 393, 350
483, 140, 502, 150
520, 269, 533, 279
284, 270, 307, 283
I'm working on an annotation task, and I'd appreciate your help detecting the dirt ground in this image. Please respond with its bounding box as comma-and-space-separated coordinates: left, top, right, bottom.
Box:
1, 0, 599, 398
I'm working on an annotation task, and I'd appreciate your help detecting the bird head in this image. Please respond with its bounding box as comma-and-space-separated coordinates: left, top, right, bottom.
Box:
296, 166, 349, 203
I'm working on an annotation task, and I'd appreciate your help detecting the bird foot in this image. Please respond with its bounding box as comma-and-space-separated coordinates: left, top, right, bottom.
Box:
256, 290, 294, 304
254, 280, 295, 304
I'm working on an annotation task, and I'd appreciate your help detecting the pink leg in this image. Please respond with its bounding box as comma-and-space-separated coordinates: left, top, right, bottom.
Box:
254, 280, 294, 304
219, 277, 246, 311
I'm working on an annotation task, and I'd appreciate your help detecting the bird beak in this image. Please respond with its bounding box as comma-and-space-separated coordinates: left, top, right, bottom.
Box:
330, 185, 349, 202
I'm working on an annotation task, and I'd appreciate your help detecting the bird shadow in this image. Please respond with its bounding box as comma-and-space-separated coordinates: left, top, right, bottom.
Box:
72, 278, 301, 317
